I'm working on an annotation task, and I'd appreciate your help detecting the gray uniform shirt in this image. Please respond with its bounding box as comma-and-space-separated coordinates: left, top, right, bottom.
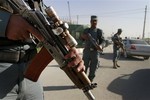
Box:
83, 27, 104, 49
0, 1, 44, 99
0, 0, 12, 37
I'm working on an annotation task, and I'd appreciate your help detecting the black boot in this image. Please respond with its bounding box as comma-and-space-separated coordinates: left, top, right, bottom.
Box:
113, 62, 117, 69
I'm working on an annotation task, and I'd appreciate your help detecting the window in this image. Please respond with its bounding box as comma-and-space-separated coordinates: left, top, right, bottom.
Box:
129, 40, 147, 45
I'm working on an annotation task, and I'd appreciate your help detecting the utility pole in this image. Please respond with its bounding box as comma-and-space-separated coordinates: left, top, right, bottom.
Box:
148, 32, 150, 44
142, 5, 147, 39
77, 15, 79, 24
67, 1, 72, 23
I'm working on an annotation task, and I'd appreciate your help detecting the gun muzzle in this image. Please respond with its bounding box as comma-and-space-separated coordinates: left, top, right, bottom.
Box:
84, 90, 95, 100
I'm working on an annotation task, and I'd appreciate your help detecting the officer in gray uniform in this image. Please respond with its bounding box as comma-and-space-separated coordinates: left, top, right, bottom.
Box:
81, 15, 104, 82
0, 1, 85, 99
112, 28, 123, 69
0, 0, 44, 100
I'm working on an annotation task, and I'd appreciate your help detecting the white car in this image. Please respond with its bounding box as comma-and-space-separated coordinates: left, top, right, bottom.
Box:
122, 39, 150, 60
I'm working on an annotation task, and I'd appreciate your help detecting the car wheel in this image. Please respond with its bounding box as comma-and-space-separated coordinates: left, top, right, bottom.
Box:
144, 57, 149, 60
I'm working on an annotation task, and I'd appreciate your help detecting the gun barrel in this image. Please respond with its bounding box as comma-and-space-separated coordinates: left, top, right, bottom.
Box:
84, 90, 95, 100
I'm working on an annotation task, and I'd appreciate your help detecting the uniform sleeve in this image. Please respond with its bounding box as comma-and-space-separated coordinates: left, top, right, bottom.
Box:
97, 29, 105, 44
0, 10, 11, 37
80, 28, 89, 41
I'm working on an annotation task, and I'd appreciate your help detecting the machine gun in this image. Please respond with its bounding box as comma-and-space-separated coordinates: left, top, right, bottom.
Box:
6, 0, 97, 99
119, 39, 126, 57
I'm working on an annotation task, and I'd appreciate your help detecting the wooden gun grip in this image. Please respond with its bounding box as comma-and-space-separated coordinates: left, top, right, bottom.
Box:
24, 47, 53, 82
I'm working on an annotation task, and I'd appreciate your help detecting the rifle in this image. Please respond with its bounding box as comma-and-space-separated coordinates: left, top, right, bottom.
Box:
6, 0, 97, 99
117, 38, 126, 53
112, 35, 125, 52
87, 33, 103, 52
119, 41, 126, 57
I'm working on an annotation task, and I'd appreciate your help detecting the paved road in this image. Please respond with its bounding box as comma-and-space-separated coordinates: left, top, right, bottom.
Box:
39, 45, 150, 100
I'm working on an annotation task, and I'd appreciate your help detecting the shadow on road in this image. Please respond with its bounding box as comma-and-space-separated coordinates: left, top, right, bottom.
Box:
107, 69, 150, 100
43, 85, 77, 91
99, 53, 113, 60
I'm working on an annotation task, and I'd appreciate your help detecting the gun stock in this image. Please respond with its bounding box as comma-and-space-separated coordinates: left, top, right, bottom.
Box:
25, 47, 53, 81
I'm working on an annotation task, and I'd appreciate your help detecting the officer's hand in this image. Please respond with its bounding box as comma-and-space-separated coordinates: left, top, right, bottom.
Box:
6, 14, 44, 41
64, 47, 85, 72
96, 45, 103, 52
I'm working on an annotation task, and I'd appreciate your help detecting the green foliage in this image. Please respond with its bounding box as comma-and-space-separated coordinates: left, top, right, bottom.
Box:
68, 24, 89, 48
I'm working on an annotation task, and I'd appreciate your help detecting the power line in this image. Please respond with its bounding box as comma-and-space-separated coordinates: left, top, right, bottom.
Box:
60, 8, 146, 18
60, 7, 149, 23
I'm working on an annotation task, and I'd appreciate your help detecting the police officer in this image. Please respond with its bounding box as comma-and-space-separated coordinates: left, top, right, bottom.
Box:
112, 28, 123, 69
0, 0, 85, 99
81, 15, 104, 82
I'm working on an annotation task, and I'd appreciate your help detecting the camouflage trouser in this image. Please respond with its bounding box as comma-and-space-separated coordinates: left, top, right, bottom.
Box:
113, 46, 120, 62
0, 62, 44, 100
82, 49, 99, 81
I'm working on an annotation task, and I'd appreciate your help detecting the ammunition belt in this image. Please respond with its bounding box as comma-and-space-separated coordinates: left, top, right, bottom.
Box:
0, 45, 36, 63
0, 49, 25, 63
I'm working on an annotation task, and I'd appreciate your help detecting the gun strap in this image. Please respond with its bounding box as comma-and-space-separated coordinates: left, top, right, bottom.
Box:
24, 47, 53, 81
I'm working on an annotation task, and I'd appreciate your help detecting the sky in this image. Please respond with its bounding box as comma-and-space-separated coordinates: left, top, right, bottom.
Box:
43, 0, 150, 39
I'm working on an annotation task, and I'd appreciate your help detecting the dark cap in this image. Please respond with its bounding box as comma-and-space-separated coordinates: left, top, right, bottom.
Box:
118, 28, 122, 32
91, 15, 98, 21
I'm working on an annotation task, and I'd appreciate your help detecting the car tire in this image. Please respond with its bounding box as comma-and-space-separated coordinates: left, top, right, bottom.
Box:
144, 57, 149, 60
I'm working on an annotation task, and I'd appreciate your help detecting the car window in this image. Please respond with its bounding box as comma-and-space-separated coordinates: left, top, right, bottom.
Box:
129, 40, 147, 45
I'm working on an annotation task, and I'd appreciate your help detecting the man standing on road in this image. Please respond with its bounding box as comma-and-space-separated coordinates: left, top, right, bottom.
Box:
81, 15, 104, 82
112, 28, 124, 69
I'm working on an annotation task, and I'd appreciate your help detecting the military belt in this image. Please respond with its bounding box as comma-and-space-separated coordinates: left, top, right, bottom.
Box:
85, 48, 97, 51
0, 45, 36, 63
0, 49, 26, 63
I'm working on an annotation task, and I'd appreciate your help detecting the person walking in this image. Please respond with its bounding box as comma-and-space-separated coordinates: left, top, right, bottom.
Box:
81, 15, 104, 82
